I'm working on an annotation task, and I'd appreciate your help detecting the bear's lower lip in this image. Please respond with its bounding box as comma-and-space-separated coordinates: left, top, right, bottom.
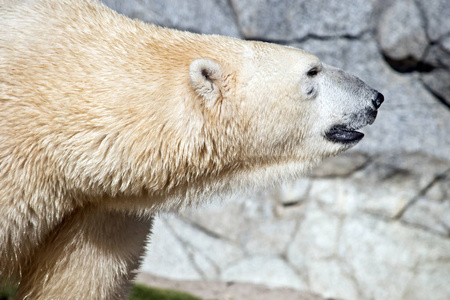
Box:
325, 125, 365, 144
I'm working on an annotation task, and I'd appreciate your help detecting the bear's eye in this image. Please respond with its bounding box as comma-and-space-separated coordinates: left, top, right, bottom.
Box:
306, 88, 314, 96
307, 68, 319, 77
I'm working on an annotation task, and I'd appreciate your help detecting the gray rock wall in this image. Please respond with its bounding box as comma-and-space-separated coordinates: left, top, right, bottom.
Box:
100, 1, 450, 299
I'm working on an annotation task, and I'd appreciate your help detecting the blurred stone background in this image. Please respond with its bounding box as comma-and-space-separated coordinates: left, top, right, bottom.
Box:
101, 1, 450, 299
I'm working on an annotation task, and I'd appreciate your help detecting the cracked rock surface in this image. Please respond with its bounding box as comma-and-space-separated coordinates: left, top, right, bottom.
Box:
100, 1, 450, 299
142, 154, 450, 300
377, 0, 450, 107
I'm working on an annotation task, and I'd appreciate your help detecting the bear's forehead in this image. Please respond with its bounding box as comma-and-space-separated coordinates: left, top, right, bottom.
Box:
251, 42, 320, 70
258, 55, 320, 77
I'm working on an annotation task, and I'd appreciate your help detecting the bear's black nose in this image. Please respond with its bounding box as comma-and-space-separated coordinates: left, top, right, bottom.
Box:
372, 92, 384, 109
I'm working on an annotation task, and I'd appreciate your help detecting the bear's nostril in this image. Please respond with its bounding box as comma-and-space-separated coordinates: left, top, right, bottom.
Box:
372, 92, 384, 109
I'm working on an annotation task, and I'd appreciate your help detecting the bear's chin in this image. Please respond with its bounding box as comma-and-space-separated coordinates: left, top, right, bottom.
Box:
324, 125, 365, 145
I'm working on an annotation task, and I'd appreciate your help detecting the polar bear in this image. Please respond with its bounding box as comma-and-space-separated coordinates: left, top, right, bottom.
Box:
0, 0, 384, 299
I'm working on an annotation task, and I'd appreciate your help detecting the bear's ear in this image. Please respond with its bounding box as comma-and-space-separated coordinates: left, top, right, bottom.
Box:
189, 58, 222, 107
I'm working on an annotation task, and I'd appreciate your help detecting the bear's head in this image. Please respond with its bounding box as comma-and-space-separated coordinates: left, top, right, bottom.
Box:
188, 41, 383, 182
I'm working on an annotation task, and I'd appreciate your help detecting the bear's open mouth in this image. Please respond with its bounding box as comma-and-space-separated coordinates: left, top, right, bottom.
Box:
325, 125, 364, 145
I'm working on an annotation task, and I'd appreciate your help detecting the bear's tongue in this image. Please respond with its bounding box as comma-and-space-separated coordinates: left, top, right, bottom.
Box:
325, 125, 364, 144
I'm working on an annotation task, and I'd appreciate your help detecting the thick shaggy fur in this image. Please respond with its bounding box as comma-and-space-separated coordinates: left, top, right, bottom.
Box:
0, 0, 381, 298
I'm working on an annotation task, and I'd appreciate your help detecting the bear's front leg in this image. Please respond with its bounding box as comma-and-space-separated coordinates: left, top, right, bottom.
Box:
16, 207, 153, 300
